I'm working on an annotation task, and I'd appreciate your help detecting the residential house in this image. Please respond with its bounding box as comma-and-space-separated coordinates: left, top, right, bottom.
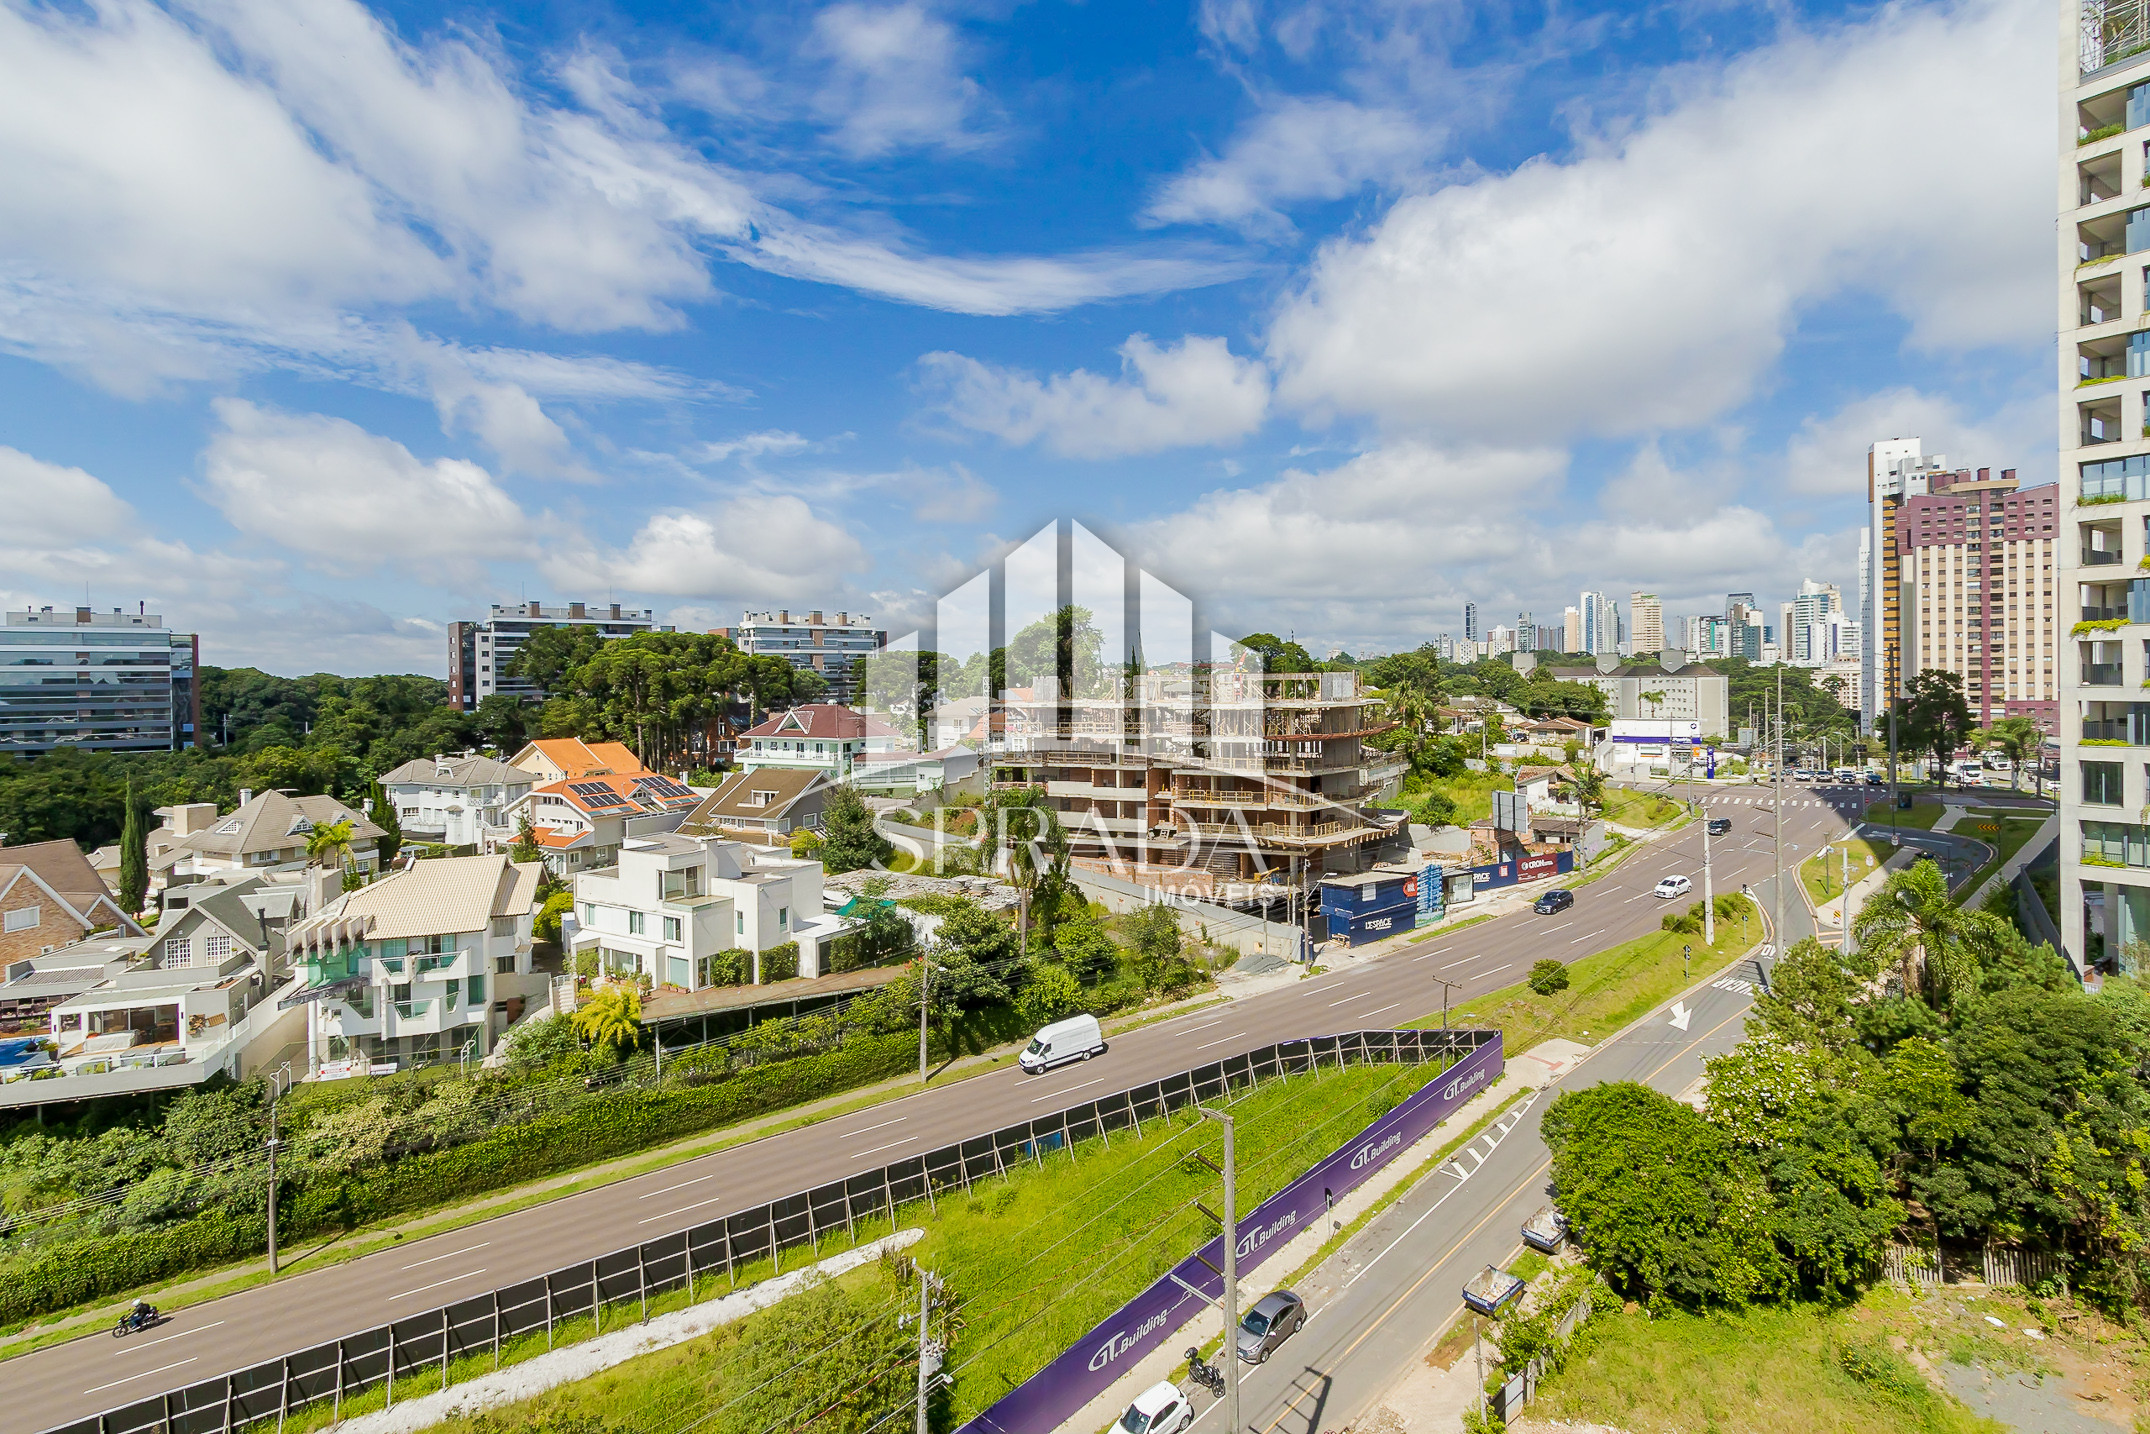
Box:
150, 791, 384, 886
283, 853, 545, 1071
379, 753, 536, 849
735, 704, 873, 779
570, 833, 847, 989
0, 839, 142, 959
0, 937, 147, 1032
507, 737, 651, 783
850, 744, 983, 797
500, 772, 703, 875
150, 875, 296, 976
677, 769, 833, 843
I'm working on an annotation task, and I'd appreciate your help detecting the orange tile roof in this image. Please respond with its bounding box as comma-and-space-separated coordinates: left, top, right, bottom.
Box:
523, 738, 651, 777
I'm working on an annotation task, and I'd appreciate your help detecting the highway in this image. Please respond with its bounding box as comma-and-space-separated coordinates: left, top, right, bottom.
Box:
13, 782, 1936, 1434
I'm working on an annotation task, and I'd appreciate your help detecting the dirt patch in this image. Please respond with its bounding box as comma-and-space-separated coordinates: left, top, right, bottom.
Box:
1860, 1286, 2144, 1433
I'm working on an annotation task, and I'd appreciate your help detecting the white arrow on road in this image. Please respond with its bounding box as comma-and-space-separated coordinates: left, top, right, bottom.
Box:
1669, 1001, 1693, 1031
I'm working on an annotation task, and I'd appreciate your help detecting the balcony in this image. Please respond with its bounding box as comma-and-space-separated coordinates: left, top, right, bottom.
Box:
2085, 663, 2126, 686
2083, 605, 2125, 621
392, 999, 432, 1021
2083, 275, 2124, 325
2084, 400, 2126, 446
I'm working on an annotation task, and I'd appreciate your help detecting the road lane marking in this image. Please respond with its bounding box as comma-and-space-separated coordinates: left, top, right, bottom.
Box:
1437, 954, 1493, 972
388, 1269, 489, 1301
1193, 1031, 1246, 1051
1030, 1078, 1105, 1103
1362, 1003, 1401, 1020
1169, 1018, 1226, 1035
1327, 991, 1371, 1006
637, 1194, 731, 1225
1472, 964, 1512, 980
638, 1173, 718, 1198
114, 1321, 224, 1356
402, 1242, 489, 1270
840, 1116, 908, 1138
848, 1138, 917, 1160
84, 1359, 198, 1395
1568, 929, 1605, 944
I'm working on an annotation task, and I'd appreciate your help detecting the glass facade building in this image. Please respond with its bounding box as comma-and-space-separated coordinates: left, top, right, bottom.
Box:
0, 608, 200, 753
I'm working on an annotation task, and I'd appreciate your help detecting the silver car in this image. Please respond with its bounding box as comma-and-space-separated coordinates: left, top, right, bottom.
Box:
1235, 1290, 1307, 1364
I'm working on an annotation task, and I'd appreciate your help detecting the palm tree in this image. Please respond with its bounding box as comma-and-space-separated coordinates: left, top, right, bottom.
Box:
305, 818, 355, 873
1987, 716, 2043, 796
1640, 689, 1667, 721
571, 984, 643, 1055
1850, 859, 2009, 1009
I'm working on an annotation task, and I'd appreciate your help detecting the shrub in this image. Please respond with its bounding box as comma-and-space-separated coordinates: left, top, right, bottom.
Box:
573, 948, 600, 979
701, 948, 749, 987
760, 941, 801, 982
1017, 963, 1081, 1030
1528, 959, 1571, 996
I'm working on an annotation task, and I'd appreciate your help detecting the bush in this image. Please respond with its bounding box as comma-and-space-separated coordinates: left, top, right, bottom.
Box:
1528, 959, 1571, 996
897, 893, 979, 918
701, 948, 749, 987
573, 948, 600, 978
760, 941, 801, 982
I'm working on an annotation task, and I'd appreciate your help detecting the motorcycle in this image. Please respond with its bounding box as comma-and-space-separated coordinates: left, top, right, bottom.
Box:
112, 1304, 160, 1338
1183, 1346, 1224, 1397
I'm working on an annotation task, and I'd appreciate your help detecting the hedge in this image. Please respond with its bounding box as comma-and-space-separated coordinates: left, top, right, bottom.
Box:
0, 1033, 921, 1324
760, 941, 800, 982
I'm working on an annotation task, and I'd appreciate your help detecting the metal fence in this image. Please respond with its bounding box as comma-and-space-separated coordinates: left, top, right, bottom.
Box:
44, 1025, 1493, 1434
1883, 1241, 2068, 1294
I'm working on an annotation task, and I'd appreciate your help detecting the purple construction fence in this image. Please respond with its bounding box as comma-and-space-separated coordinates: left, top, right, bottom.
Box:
955, 1033, 1506, 1434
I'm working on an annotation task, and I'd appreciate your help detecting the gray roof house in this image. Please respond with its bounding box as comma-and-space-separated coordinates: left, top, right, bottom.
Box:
378, 754, 536, 850
153, 791, 386, 885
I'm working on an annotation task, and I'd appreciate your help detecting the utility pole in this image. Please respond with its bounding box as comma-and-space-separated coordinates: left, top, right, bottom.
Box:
1773, 664, 1785, 957
912, 1262, 942, 1434
1701, 805, 1715, 945
918, 956, 932, 1086
1198, 1107, 1240, 1434
266, 1062, 293, 1275
1430, 977, 1462, 1033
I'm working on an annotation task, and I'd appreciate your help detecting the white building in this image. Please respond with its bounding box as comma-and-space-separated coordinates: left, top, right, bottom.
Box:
285, 854, 545, 1071
2061, 9, 2150, 976
720, 610, 887, 705
150, 792, 384, 889
570, 832, 848, 989
1628, 592, 1664, 654
378, 755, 536, 849
1578, 591, 1618, 656
449, 602, 664, 712
1543, 655, 1731, 737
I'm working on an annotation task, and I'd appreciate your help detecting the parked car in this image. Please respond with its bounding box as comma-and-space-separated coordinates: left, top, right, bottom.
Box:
1118, 1382, 1194, 1434
1706, 818, 1732, 836
1018, 1013, 1106, 1073
1236, 1290, 1307, 1364
1532, 889, 1574, 915
1654, 874, 1693, 899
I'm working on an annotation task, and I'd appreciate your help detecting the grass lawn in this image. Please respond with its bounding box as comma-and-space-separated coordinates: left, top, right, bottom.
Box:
1532, 1294, 2002, 1434
1957, 814, 2048, 893
274, 1053, 1463, 1434
1600, 788, 1687, 829
1405, 913, 1763, 1056
1408, 769, 1513, 825
1864, 798, 1947, 830
1800, 835, 1891, 908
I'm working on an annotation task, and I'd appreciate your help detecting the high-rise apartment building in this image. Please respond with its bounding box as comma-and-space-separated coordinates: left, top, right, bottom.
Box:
1895, 468, 2057, 727
449, 602, 663, 711
1, 607, 200, 752
1628, 593, 1664, 654
1863, 439, 1955, 728
1562, 607, 1582, 653
1579, 591, 1618, 655
721, 610, 888, 704
1788, 580, 1845, 667
2059, 2, 2150, 972
1462, 603, 1481, 643
1515, 611, 1535, 652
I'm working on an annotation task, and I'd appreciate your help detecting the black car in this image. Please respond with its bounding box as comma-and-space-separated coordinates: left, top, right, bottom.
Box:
1532, 889, 1574, 915
1706, 818, 1732, 836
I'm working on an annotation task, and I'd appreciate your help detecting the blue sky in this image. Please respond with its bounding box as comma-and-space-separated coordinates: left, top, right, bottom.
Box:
0, 0, 2054, 674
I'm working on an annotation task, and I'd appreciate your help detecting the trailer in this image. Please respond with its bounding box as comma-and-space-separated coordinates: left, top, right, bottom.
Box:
1520, 1202, 1567, 1254
1462, 1263, 1526, 1315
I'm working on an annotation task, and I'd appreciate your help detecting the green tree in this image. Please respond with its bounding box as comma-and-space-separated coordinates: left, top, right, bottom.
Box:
533, 889, 574, 945
1018, 961, 1082, 1029
305, 817, 355, 873
931, 899, 1018, 1008
1986, 714, 2044, 796
1888, 668, 1972, 782
1851, 860, 2011, 1011
367, 779, 402, 866
117, 779, 147, 915
1052, 919, 1122, 983
1528, 959, 1570, 996
570, 985, 644, 1056
1237, 632, 1317, 673
510, 813, 542, 864
819, 784, 892, 873
1125, 903, 1195, 993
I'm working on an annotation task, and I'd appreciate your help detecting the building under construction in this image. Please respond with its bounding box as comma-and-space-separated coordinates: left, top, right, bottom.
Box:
989, 664, 1409, 907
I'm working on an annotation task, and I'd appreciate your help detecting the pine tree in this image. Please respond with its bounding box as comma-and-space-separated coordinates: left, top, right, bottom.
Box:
117, 780, 147, 916
368, 779, 403, 865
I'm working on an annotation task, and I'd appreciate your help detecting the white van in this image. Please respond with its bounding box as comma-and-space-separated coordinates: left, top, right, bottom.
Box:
1019, 1013, 1106, 1073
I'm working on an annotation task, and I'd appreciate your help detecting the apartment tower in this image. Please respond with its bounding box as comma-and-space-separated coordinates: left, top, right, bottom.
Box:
2062, 3, 2150, 973
1628, 592, 1664, 655
1895, 468, 2058, 728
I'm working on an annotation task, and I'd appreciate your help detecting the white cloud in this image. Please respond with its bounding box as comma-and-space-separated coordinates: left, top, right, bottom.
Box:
920, 334, 1272, 457
691, 431, 815, 464
0, 446, 136, 547
1144, 98, 1431, 233
199, 399, 534, 577
1265, 0, 2049, 440
550, 494, 868, 599
1781, 387, 2053, 497
809, 3, 989, 157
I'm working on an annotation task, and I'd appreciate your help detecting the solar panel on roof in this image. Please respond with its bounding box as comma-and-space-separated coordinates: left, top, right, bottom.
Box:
635, 775, 693, 799
567, 780, 634, 809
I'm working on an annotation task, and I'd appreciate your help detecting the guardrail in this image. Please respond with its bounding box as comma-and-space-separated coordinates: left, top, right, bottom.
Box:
43, 1026, 1494, 1434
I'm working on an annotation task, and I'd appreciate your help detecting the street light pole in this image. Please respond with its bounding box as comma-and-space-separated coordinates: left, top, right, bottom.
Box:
918, 957, 932, 1086
266, 1061, 292, 1275
1773, 664, 1785, 957
1701, 804, 1715, 946
1198, 1107, 1240, 1434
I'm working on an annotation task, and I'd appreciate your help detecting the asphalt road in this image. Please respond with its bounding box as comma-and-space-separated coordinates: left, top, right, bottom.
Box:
20, 783, 1896, 1434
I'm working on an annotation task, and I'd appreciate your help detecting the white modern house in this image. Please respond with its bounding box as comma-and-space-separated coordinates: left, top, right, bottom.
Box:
570, 832, 847, 990
283, 854, 545, 1072
378, 754, 535, 849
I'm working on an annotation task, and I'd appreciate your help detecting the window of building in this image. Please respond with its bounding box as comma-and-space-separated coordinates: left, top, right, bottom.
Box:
628, 910, 646, 935
582, 903, 596, 926
2, 905, 41, 934
161, 933, 191, 964
204, 932, 232, 964
663, 915, 682, 942
736, 911, 745, 935
778, 907, 789, 931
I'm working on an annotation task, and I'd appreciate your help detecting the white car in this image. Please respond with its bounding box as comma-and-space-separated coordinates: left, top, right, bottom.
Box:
1118, 1381, 1194, 1434
1653, 875, 1693, 900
